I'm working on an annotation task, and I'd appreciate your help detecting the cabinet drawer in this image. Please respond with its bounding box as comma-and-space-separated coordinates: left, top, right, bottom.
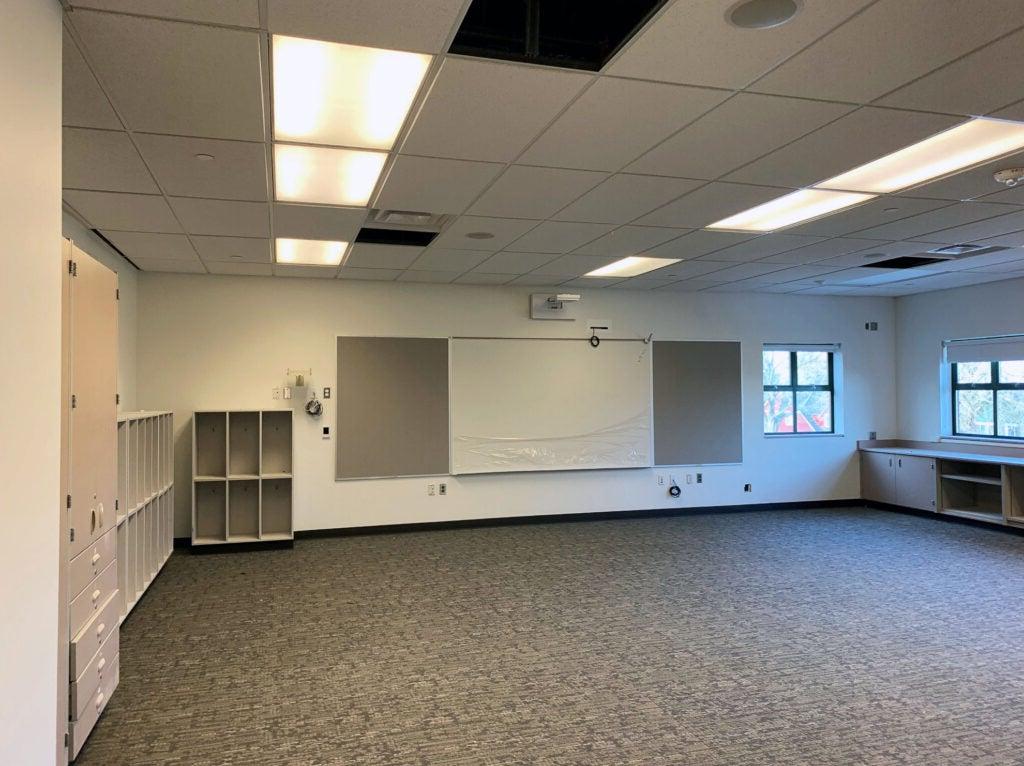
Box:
70, 629, 118, 721
69, 654, 119, 760
68, 527, 116, 601
69, 559, 117, 639
70, 590, 119, 679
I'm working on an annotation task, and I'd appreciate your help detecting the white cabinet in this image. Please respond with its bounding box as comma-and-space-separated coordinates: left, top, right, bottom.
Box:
861, 451, 937, 511
861, 451, 896, 504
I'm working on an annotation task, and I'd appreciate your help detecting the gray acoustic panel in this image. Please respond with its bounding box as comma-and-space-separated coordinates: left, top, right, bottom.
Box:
653, 341, 742, 466
336, 337, 449, 479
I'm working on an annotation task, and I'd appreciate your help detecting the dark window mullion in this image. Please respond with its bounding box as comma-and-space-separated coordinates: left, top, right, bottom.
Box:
790, 351, 798, 433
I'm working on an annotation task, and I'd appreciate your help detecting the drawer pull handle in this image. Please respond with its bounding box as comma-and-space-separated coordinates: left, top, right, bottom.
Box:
92, 589, 101, 603
95, 692, 104, 710
92, 552, 101, 564
97, 657, 106, 672
96, 622, 105, 636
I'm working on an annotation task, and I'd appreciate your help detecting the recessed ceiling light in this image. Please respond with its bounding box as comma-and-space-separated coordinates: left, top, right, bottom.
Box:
707, 189, 875, 232
275, 237, 349, 266
727, 0, 800, 29
194, 153, 215, 161
818, 117, 1024, 194
585, 256, 681, 278
274, 144, 386, 206
466, 232, 495, 240
272, 35, 431, 150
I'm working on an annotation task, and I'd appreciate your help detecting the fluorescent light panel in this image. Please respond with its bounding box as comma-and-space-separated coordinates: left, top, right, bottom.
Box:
274, 144, 386, 206
707, 189, 875, 232
273, 35, 431, 150
819, 117, 1024, 194
275, 238, 348, 266
585, 256, 681, 278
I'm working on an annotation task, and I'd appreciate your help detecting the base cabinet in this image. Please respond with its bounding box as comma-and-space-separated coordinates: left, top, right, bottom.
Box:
861, 451, 896, 504
861, 451, 937, 511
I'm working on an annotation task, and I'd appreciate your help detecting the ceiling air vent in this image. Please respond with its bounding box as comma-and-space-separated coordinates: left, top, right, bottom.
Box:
355, 227, 438, 247
859, 255, 950, 270
369, 209, 448, 227
928, 243, 988, 256
450, 0, 671, 71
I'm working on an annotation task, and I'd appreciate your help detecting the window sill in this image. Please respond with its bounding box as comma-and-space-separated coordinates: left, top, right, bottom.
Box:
939, 435, 1024, 450
764, 432, 845, 439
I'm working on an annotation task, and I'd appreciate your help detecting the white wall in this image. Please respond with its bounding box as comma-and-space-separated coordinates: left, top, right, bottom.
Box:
62, 211, 139, 410
136, 274, 896, 537
896, 276, 1024, 441
0, 1, 62, 763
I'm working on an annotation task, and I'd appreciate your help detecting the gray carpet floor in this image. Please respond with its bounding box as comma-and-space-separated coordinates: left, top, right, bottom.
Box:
75, 507, 1024, 765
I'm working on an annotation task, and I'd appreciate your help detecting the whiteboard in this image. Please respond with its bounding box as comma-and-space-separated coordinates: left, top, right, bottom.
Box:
450, 338, 653, 475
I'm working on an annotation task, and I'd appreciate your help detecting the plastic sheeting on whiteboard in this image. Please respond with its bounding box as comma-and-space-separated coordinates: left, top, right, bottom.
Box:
452, 411, 651, 474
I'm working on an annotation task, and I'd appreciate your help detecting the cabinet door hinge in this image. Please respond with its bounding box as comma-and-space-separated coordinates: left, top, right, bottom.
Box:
71, 394, 77, 409
114, 499, 119, 511
69, 527, 75, 543
66, 494, 71, 509
115, 288, 120, 300
68, 260, 77, 276
116, 393, 120, 405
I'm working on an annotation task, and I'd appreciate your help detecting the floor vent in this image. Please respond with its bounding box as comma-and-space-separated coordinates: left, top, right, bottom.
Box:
450, 0, 671, 71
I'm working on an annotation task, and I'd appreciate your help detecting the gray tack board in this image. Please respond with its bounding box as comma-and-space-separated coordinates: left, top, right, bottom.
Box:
336, 337, 450, 479
653, 341, 742, 465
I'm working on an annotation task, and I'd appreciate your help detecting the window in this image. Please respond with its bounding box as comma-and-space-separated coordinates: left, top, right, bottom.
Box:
763, 347, 836, 434
951, 360, 1024, 439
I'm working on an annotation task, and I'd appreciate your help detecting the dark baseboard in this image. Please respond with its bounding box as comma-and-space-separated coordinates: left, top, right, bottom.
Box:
865, 501, 1024, 536
294, 499, 864, 540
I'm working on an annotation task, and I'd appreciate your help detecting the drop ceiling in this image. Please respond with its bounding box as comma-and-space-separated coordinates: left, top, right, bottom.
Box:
60, 0, 1024, 296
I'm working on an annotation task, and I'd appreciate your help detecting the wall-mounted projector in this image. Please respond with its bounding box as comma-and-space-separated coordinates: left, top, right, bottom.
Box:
530, 293, 582, 320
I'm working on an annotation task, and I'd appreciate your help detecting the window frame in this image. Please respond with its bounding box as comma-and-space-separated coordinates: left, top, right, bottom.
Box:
951, 360, 1024, 441
763, 349, 836, 435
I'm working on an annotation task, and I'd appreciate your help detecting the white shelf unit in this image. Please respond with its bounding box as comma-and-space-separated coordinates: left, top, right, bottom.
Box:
192, 410, 294, 545
116, 411, 174, 621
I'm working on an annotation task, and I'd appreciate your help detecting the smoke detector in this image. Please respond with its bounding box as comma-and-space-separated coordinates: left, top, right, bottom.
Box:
994, 168, 1024, 187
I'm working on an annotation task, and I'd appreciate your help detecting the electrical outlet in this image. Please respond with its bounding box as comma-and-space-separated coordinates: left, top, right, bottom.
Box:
658, 475, 664, 485
439, 483, 447, 496
696, 473, 703, 484
869, 431, 877, 440
686, 474, 693, 484
323, 387, 331, 399
272, 387, 281, 400
322, 426, 330, 439
744, 483, 752, 492
283, 386, 292, 400
427, 484, 435, 496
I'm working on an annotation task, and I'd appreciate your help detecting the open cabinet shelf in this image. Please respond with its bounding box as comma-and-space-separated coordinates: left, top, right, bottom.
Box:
192, 410, 293, 546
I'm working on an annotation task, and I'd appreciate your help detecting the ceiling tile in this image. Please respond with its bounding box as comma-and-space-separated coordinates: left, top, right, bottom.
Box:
471, 252, 557, 274
752, 0, 1022, 103
726, 107, 960, 189
532, 254, 619, 277
469, 166, 607, 219
506, 222, 615, 254
922, 208, 1024, 244
506, 274, 572, 287
337, 267, 402, 282
431, 216, 540, 251
757, 237, 881, 264
397, 271, 459, 283
559, 277, 625, 289
853, 201, 1021, 241
574, 226, 688, 257
644, 229, 755, 259
63, 128, 157, 194
762, 263, 851, 283
454, 273, 516, 285
704, 262, 792, 282
901, 149, 1024, 202
345, 243, 424, 269
818, 241, 939, 269
606, 277, 679, 290
520, 78, 729, 171
63, 190, 181, 232
72, 0, 260, 26
131, 255, 206, 273
204, 261, 273, 276
190, 236, 272, 263
274, 264, 340, 278
607, 0, 871, 89
654, 278, 726, 291
71, 11, 264, 140
134, 134, 268, 201
634, 182, 789, 228
977, 183, 1024, 206
877, 28, 1024, 115
273, 204, 366, 241
964, 257, 1024, 274
401, 58, 589, 162
943, 249, 1024, 271
995, 99, 1024, 122
168, 198, 270, 237
627, 93, 853, 180
409, 248, 492, 272
267, 0, 465, 53
786, 197, 955, 237
102, 231, 195, 261
975, 230, 1024, 248
554, 175, 702, 224
62, 30, 120, 129
377, 155, 503, 214
649, 260, 732, 280
705, 234, 826, 263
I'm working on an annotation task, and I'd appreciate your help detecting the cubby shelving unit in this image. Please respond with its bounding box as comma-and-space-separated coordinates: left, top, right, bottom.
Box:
192, 410, 294, 546
116, 411, 174, 622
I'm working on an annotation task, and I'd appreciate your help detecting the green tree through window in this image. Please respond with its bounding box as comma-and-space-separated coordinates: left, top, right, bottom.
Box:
763, 349, 835, 434
952, 361, 1024, 439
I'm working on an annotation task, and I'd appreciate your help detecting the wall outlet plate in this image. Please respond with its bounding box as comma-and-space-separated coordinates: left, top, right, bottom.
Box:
323, 387, 331, 399
322, 426, 330, 439
428, 484, 435, 496
439, 483, 447, 496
